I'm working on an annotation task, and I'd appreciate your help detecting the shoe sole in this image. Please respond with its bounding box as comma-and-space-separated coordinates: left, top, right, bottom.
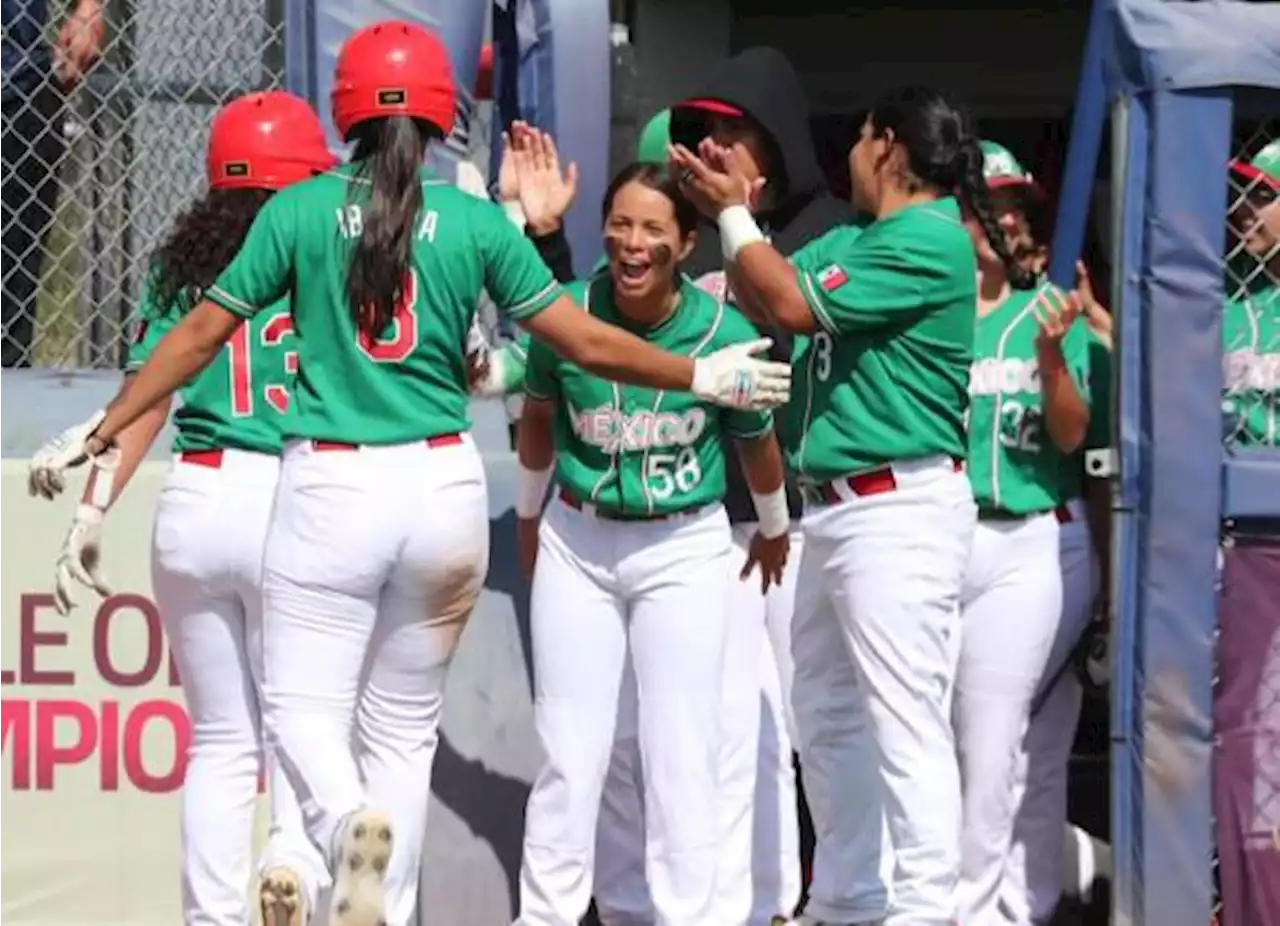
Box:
259, 866, 305, 926
330, 809, 394, 926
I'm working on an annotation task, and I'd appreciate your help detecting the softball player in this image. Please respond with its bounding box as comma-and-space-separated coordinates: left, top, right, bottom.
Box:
1224, 141, 1279, 447
27, 92, 334, 926
515, 161, 793, 926
951, 141, 1099, 926
673, 86, 1033, 926
40, 21, 789, 926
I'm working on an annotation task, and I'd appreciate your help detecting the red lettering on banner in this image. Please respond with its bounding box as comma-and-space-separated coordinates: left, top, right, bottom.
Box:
93, 594, 164, 687
123, 701, 189, 792
100, 701, 119, 791
2, 699, 195, 792
19, 594, 74, 685
35, 700, 97, 789
3, 699, 31, 789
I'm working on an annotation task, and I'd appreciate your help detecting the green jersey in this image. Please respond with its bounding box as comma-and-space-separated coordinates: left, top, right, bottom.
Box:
1222, 282, 1278, 447
208, 164, 562, 445
127, 272, 294, 456
787, 199, 976, 480
525, 277, 773, 516
966, 283, 1092, 514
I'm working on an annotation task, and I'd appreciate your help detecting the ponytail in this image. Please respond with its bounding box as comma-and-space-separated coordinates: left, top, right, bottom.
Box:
345, 115, 438, 338
955, 137, 1035, 289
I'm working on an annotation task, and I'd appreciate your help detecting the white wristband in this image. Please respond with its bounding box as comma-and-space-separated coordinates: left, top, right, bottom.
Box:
751, 487, 790, 539
718, 205, 765, 261
515, 461, 553, 518
502, 200, 527, 232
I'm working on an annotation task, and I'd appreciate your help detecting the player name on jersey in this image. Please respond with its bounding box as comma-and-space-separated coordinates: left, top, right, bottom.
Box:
570, 406, 709, 455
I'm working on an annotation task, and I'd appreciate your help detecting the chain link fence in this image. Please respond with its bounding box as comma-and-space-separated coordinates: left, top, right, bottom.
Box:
1222, 115, 1279, 449
2, 0, 287, 369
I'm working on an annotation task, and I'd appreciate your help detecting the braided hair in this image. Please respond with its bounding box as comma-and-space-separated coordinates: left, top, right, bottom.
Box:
867, 86, 1035, 289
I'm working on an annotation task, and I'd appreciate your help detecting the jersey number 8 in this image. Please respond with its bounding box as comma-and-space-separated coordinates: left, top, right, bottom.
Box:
646, 447, 702, 501
358, 269, 421, 364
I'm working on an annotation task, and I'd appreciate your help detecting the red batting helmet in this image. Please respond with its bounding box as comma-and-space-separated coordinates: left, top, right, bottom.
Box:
207, 91, 335, 191
330, 20, 456, 141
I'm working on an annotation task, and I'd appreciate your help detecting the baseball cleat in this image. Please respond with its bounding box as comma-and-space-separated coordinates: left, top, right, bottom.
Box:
329, 809, 394, 926
259, 866, 306, 926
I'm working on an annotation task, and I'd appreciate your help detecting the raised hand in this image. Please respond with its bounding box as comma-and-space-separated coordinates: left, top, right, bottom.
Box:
668, 140, 756, 219
512, 122, 579, 234
1032, 286, 1084, 349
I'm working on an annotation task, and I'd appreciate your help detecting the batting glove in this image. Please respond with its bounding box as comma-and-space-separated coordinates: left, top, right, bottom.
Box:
692, 338, 791, 411
54, 504, 113, 615
28, 408, 118, 501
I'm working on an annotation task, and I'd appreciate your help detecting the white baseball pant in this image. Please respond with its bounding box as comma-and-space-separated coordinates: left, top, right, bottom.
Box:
517, 497, 732, 926
150, 448, 325, 926
998, 516, 1098, 925
791, 456, 975, 926
593, 523, 803, 926
953, 500, 1094, 926
260, 435, 489, 926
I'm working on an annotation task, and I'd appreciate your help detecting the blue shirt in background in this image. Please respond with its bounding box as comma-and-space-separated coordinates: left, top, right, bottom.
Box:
2, 0, 52, 102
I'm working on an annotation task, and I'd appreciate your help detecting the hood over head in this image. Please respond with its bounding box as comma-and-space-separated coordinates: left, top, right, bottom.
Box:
670, 46, 826, 215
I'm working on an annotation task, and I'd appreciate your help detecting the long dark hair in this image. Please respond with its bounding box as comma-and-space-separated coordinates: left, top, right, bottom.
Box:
345, 115, 441, 338
868, 86, 1035, 289
600, 161, 699, 237
151, 188, 273, 312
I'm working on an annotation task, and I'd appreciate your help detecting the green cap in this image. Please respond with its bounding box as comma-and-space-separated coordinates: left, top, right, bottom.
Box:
636, 109, 672, 165
1230, 138, 1280, 192
980, 140, 1035, 189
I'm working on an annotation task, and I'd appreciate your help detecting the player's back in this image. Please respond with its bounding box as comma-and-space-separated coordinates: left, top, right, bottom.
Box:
273, 164, 522, 445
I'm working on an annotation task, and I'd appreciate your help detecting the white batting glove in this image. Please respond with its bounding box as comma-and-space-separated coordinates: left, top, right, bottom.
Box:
28, 408, 117, 501
54, 504, 113, 615
470, 351, 509, 397
691, 338, 791, 411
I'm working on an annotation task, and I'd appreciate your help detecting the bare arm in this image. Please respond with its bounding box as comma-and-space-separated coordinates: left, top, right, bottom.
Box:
735, 431, 785, 496
82, 373, 172, 508
1039, 342, 1090, 453
731, 242, 818, 334
517, 396, 555, 471
90, 302, 241, 447
520, 295, 696, 389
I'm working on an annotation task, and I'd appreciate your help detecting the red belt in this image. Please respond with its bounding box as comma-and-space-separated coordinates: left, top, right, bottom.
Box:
558, 487, 674, 522
810, 458, 965, 505
179, 449, 226, 468
311, 434, 464, 452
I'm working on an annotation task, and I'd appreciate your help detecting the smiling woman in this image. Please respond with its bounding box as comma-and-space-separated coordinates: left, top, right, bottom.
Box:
511, 159, 794, 925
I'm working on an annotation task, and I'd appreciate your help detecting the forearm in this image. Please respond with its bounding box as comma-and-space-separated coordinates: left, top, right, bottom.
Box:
1039, 345, 1089, 453
83, 374, 171, 508
736, 433, 784, 494
522, 304, 694, 391
95, 301, 239, 444
732, 242, 816, 334
724, 264, 774, 327
516, 401, 555, 518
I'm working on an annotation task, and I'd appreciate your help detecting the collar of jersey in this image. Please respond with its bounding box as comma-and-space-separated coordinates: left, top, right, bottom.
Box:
874, 195, 962, 231
324, 162, 450, 187
589, 273, 700, 340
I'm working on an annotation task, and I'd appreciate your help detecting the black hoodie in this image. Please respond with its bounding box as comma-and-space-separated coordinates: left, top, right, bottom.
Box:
672, 47, 856, 524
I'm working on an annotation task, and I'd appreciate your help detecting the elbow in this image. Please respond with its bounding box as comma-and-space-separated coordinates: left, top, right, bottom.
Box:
774, 297, 817, 334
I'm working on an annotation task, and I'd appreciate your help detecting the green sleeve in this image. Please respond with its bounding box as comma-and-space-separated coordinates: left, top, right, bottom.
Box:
1083, 332, 1112, 450
207, 192, 296, 319
715, 308, 775, 440
125, 276, 181, 371
524, 335, 559, 401
793, 227, 954, 336
477, 203, 563, 321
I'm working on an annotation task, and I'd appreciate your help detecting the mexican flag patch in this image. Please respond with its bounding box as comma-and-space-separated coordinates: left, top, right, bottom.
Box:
818, 264, 848, 291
